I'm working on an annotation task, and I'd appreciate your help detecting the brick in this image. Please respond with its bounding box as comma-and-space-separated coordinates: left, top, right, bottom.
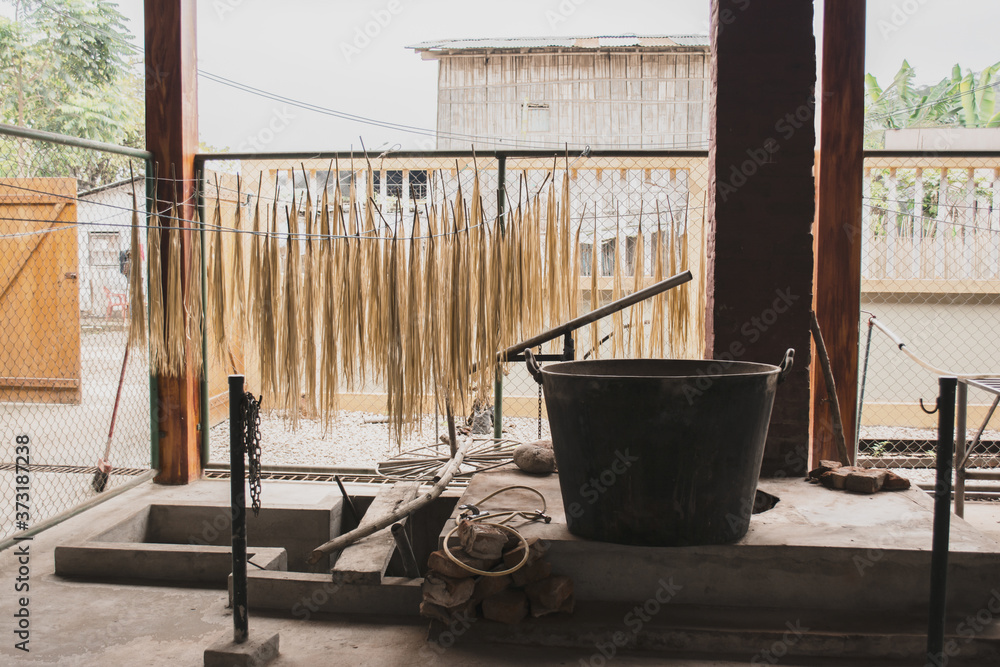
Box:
883, 470, 911, 491
808, 460, 842, 479
482, 589, 529, 625
846, 469, 888, 494
419, 599, 476, 625
472, 573, 512, 602
525, 575, 574, 617
426, 548, 498, 579
511, 557, 552, 587
422, 573, 475, 608
458, 519, 507, 560
503, 537, 549, 569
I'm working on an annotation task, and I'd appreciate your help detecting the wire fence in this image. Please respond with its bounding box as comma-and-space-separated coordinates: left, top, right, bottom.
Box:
0, 128, 153, 542
859, 154, 1000, 470
197, 151, 711, 470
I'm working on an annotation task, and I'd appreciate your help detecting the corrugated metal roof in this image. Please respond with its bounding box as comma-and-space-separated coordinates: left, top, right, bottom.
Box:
409, 35, 709, 52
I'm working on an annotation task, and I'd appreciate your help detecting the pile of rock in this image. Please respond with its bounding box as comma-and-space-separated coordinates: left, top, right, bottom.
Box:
420, 519, 574, 626
807, 460, 911, 494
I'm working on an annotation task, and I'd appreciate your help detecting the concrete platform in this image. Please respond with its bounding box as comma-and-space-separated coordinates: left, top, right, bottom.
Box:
442, 469, 1000, 614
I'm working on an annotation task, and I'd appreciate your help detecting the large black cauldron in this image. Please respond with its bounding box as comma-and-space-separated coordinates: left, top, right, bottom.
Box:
526, 349, 794, 547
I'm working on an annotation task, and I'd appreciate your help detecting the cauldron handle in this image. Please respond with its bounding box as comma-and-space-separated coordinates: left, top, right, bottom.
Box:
777, 348, 795, 384
525, 349, 543, 384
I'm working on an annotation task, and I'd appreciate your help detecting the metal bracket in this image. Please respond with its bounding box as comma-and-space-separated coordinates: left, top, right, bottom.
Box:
920, 397, 939, 415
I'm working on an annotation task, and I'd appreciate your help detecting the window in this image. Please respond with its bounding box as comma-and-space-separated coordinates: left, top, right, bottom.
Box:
409, 170, 428, 200
524, 102, 550, 133
600, 238, 616, 276
385, 170, 404, 199
580, 242, 593, 277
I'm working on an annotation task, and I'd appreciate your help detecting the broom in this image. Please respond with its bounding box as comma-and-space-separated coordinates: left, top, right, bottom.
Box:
92, 340, 130, 492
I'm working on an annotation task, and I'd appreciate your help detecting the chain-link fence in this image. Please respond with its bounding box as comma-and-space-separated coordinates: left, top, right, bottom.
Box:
859, 153, 1000, 471
0, 126, 153, 542
198, 150, 710, 470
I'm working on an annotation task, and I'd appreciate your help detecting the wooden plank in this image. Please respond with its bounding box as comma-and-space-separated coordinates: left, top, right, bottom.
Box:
145, 0, 201, 483
0, 377, 80, 389
812, 0, 866, 465
331, 482, 419, 585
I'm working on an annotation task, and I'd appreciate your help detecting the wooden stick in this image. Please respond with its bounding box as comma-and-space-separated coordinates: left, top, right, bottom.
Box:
307, 426, 472, 565
810, 310, 851, 465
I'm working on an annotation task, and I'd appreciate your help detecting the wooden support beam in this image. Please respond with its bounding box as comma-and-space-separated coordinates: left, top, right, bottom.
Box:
812, 1, 866, 466
145, 0, 201, 484
707, 0, 816, 477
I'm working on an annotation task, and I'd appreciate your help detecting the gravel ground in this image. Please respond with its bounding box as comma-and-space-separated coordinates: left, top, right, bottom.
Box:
862, 425, 1000, 442
209, 409, 551, 469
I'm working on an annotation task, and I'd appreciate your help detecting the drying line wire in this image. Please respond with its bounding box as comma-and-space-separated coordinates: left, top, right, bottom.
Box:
869, 315, 1000, 379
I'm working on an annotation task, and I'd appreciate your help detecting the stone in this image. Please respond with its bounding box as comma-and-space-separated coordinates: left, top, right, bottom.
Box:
525, 575, 574, 617
503, 537, 549, 569
422, 572, 475, 608
457, 519, 508, 560
472, 573, 513, 602
470, 405, 493, 435
883, 470, 911, 491
426, 548, 498, 579
511, 557, 552, 587
526, 438, 553, 450
481, 589, 529, 625
846, 469, 888, 494
513, 444, 556, 475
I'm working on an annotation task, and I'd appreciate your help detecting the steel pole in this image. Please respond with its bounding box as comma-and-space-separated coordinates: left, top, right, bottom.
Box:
229, 375, 248, 644
926, 376, 956, 665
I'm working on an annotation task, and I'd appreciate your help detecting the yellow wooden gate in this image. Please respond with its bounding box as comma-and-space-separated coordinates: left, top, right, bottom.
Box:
0, 178, 82, 404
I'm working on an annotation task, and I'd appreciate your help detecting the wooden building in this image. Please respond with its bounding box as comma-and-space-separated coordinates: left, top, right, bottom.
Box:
410, 35, 710, 150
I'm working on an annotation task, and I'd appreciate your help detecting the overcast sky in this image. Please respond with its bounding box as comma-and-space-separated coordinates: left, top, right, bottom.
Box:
106, 0, 999, 152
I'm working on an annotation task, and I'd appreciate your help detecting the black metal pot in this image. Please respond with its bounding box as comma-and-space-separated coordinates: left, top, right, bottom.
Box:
526, 349, 794, 547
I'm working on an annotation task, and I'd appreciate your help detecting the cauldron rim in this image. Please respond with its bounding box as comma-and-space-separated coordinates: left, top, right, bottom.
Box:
537, 357, 781, 380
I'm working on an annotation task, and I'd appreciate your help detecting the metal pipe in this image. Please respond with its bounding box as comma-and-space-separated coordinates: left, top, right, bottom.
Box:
229, 375, 248, 644
334, 475, 361, 527
926, 376, 956, 665
495, 270, 691, 363
493, 375, 503, 441
0, 122, 154, 160
391, 522, 420, 578
146, 160, 160, 471
199, 171, 210, 468
955, 382, 967, 518
493, 154, 507, 441
855, 318, 874, 460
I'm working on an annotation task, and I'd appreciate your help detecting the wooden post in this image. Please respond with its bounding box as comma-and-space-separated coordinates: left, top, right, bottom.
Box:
812, 0, 866, 466
145, 0, 201, 483
707, 0, 816, 477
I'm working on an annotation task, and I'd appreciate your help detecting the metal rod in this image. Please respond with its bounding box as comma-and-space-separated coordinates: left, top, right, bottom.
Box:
493, 375, 503, 441
228, 375, 249, 644
955, 382, 967, 518
199, 171, 210, 468
146, 160, 159, 471
445, 400, 458, 458
855, 318, 874, 460
926, 376, 956, 665
391, 522, 420, 578
0, 122, 154, 160
495, 270, 691, 363
334, 475, 361, 527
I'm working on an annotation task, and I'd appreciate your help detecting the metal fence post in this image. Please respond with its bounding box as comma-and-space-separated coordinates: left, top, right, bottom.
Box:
146, 158, 160, 470
926, 375, 956, 665
198, 166, 210, 468
229, 374, 248, 644
494, 154, 507, 440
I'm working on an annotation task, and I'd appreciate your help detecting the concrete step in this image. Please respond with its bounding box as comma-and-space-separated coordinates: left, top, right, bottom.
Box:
435, 601, 1000, 664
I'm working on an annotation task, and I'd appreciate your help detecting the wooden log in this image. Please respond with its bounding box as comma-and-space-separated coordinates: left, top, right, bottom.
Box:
331, 482, 418, 585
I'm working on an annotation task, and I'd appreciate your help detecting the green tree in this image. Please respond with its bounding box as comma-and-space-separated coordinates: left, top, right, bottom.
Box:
0, 0, 143, 185
864, 60, 1000, 148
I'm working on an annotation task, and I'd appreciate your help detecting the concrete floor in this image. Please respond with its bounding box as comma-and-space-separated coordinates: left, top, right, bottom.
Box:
2, 477, 999, 666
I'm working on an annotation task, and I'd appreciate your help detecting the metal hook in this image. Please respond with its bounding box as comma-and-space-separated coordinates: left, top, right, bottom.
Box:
919, 397, 939, 415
